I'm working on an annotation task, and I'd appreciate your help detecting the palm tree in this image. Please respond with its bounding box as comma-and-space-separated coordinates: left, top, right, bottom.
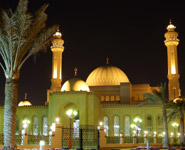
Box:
139, 83, 169, 147
0, 0, 58, 149
167, 97, 185, 145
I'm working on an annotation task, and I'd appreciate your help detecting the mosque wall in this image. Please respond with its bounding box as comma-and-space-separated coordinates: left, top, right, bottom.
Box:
99, 104, 169, 136
0, 106, 48, 135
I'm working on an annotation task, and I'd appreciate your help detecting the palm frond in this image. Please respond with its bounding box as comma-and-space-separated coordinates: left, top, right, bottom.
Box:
18, 25, 58, 71
143, 93, 159, 103
13, 0, 32, 70
167, 109, 178, 122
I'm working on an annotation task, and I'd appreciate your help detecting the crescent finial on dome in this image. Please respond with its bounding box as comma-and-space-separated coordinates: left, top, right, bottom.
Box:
74, 67, 78, 76
25, 93, 27, 100
106, 57, 109, 65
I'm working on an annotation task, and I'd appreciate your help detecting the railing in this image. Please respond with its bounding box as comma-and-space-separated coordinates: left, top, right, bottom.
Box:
15, 135, 22, 145
0, 135, 22, 145
28, 135, 50, 145
62, 128, 97, 149
106, 136, 166, 144
107, 136, 120, 144
124, 136, 133, 144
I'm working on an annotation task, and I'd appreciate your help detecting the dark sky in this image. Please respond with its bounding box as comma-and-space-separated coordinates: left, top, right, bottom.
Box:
0, 0, 185, 105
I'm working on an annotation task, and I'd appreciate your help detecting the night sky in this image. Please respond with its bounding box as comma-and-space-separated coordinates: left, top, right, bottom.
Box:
0, 0, 185, 105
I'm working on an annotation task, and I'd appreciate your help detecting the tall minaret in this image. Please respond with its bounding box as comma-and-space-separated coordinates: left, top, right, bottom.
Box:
164, 21, 180, 100
50, 31, 64, 91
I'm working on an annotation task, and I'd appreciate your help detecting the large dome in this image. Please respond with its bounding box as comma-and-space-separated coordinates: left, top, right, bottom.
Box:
61, 78, 90, 92
86, 65, 129, 86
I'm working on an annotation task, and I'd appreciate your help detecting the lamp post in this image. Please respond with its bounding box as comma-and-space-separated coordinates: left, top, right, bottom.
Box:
172, 122, 179, 143
66, 109, 77, 137
133, 117, 142, 143
22, 119, 30, 130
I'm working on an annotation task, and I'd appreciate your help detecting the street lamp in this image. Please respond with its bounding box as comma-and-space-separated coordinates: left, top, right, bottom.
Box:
172, 122, 179, 143
55, 117, 60, 124
66, 109, 78, 148
66, 109, 78, 137
22, 119, 30, 129
133, 117, 142, 143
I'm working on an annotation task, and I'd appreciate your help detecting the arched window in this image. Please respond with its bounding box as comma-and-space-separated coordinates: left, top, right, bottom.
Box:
103, 116, 109, 136
33, 116, 39, 135
114, 116, 119, 136
16, 116, 19, 135
146, 116, 152, 135
125, 116, 130, 136
43, 116, 48, 135
157, 116, 163, 135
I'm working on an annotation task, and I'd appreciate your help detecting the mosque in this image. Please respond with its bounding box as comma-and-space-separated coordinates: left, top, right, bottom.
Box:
0, 22, 181, 138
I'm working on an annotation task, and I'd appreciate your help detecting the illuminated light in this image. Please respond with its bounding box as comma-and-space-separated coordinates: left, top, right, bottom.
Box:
171, 132, 174, 136
53, 69, 57, 79
133, 130, 136, 134
51, 123, 56, 132
40, 140, 45, 146
178, 133, 180, 136
167, 24, 176, 30
22, 119, 30, 129
66, 109, 72, 116
54, 31, 62, 38
56, 118, 60, 124
23, 124, 27, 129
131, 124, 136, 128
99, 122, 103, 126
172, 122, 179, 128
171, 65, 176, 74
134, 117, 142, 123
154, 131, 157, 135
59, 70, 62, 79
73, 111, 77, 116
163, 132, 165, 135
66, 109, 78, 119
144, 131, 148, 134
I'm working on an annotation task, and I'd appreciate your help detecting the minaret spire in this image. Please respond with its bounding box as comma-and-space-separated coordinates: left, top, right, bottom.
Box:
25, 93, 27, 100
74, 68, 78, 77
106, 57, 109, 65
50, 30, 64, 91
164, 21, 181, 100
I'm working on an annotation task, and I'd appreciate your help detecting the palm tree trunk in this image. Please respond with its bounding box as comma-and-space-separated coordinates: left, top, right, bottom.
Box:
162, 104, 168, 147
3, 77, 19, 150
179, 109, 185, 145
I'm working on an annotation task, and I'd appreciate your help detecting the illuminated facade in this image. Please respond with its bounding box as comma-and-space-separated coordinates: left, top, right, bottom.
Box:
0, 22, 181, 137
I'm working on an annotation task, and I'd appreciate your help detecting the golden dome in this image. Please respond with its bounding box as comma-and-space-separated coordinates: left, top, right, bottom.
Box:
18, 101, 32, 106
86, 65, 129, 86
61, 78, 90, 92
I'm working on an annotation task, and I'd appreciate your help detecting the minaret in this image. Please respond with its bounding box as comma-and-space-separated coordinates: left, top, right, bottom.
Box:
50, 31, 64, 91
164, 21, 181, 100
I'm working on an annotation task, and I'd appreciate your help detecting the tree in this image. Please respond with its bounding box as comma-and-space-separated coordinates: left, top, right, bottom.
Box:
0, 0, 58, 149
167, 97, 185, 145
139, 83, 169, 147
